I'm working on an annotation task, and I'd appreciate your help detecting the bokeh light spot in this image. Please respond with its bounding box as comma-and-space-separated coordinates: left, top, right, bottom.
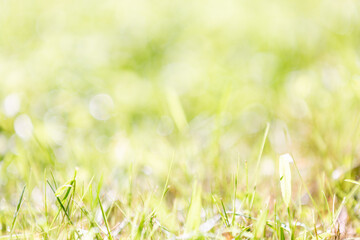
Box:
14, 114, 33, 140
89, 94, 114, 121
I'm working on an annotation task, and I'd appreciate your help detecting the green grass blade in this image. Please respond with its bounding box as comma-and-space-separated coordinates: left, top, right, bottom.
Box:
279, 154, 292, 207
98, 197, 114, 240
9, 185, 26, 239
185, 181, 202, 232
47, 180, 81, 238
255, 208, 268, 239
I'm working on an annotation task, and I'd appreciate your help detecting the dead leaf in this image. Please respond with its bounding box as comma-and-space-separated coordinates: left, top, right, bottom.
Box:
222, 231, 233, 240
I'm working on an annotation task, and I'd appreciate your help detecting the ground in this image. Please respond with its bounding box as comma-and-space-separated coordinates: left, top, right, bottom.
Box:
0, 0, 360, 239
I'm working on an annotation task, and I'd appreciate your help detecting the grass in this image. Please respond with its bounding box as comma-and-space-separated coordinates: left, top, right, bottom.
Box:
1, 0, 360, 239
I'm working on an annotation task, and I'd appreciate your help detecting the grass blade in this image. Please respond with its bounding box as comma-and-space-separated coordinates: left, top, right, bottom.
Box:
9, 185, 26, 239
98, 197, 114, 240
255, 208, 268, 239
279, 153, 292, 207
185, 181, 202, 232
47, 180, 81, 238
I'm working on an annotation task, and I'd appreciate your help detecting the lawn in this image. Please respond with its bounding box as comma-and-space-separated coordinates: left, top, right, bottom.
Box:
1, 0, 360, 239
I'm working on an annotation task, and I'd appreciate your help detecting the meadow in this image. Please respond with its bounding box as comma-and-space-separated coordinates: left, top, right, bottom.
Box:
1, 0, 360, 239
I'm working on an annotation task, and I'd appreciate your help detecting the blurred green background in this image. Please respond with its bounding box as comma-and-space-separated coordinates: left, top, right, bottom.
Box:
1, 0, 360, 228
